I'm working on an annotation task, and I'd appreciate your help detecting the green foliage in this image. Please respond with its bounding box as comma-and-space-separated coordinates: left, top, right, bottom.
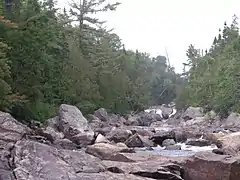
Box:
0, 40, 12, 111
177, 15, 240, 116
0, 0, 181, 121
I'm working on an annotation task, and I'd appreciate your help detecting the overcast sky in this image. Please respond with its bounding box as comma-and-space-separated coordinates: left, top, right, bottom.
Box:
57, 0, 240, 73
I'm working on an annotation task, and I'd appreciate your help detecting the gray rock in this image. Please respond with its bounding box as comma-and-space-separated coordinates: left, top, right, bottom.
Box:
58, 104, 94, 147
183, 151, 240, 180
126, 112, 162, 126
106, 129, 132, 143
94, 108, 109, 122
95, 134, 110, 144
13, 140, 105, 180
125, 133, 154, 148
77, 172, 154, 180
85, 143, 134, 160
182, 107, 204, 120
185, 139, 212, 147
53, 138, 79, 150
43, 117, 64, 141
162, 139, 176, 147
150, 130, 175, 145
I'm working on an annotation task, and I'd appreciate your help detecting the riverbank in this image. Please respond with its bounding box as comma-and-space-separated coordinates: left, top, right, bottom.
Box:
1, 104, 240, 179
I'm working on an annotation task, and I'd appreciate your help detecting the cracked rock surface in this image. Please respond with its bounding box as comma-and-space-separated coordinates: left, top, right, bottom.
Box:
5, 104, 240, 180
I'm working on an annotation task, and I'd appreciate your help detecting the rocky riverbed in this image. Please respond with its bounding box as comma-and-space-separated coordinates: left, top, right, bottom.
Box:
1, 104, 240, 179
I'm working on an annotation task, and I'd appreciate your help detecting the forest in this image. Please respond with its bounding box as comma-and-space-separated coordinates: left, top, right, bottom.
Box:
0, 0, 239, 122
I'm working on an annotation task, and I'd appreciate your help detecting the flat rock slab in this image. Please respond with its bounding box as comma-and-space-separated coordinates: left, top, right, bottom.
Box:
183, 151, 240, 180
77, 172, 155, 180
13, 140, 105, 180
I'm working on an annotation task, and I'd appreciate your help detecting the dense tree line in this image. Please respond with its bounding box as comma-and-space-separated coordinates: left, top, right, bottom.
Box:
0, 0, 182, 122
177, 15, 240, 117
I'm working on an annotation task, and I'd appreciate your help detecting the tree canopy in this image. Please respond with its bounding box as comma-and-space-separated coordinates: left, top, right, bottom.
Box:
177, 15, 240, 117
0, 0, 182, 122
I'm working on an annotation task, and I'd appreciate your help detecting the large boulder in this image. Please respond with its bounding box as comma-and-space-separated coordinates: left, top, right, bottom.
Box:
126, 112, 162, 126
95, 134, 110, 144
203, 132, 225, 144
57, 104, 94, 147
150, 130, 175, 145
0, 111, 31, 142
183, 152, 240, 180
223, 112, 240, 131
0, 139, 16, 180
43, 117, 64, 141
13, 140, 105, 180
182, 107, 204, 120
107, 114, 126, 127
0, 112, 31, 180
125, 133, 154, 148
106, 128, 132, 143
87, 115, 104, 130
125, 126, 155, 137
94, 108, 109, 122
93, 108, 126, 127
216, 132, 240, 155
103, 159, 184, 180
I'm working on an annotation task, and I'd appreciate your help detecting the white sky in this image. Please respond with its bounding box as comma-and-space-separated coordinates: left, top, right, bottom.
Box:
57, 0, 240, 73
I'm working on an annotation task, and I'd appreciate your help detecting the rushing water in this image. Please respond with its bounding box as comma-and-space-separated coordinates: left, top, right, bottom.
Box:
135, 142, 218, 157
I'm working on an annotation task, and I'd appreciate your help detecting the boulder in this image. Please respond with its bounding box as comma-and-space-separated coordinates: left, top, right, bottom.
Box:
204, 110, 217, 121
185, 139, 212, 147
107, 114, 126, 127
116, 142, 128, 148
125, 133, 154, 148
57, 104, 94, 147
126, 126, 155, 137
183, 152, 240, 180
216, 132, 240, 155
182, 107, 204, 120
103, 160, 184, 180
223, 112, 240, 130
174, 130, 188, 142
43, 117, 64, 141
106, 129, 132, 143
95, 126, 113, 136
126, 112, 162, 126
181, 117, 205, 126
0, 140, 16, 180
13, 140, 105, 180
85, 143, 134, 160
150, 130, 175, 145
0, 112, 31, 180
0, 111, 31, 142
161, 105, 173, 115
94, 108, 109, 122
88, 115, 103, 130
95, 134, 110, 144
162, 139, 176, 147
203, 132, 225, 144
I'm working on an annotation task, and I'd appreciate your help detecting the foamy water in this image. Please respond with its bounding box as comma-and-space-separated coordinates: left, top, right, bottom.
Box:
177, 142, 218, 152
135, 142, 218, 157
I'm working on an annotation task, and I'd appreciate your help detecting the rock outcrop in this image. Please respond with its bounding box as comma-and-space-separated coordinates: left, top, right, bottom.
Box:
184, 151, 240, 180
1, 104, 240, 180
58, 104, 94, 147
